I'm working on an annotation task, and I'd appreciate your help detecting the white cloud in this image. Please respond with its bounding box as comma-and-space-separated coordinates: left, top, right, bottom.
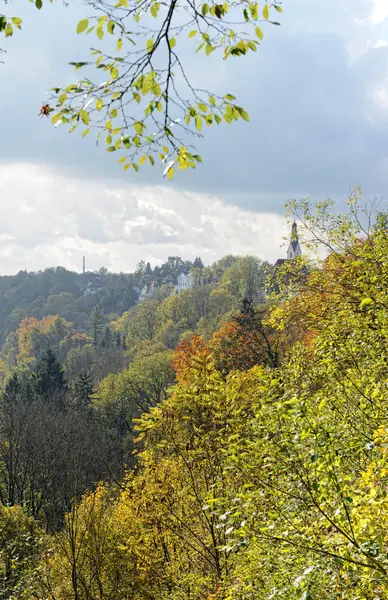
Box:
370, 0, 388, 24
0, 163, 289, 275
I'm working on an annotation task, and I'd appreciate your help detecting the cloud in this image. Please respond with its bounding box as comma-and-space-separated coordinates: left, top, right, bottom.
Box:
0, 163, 289, 275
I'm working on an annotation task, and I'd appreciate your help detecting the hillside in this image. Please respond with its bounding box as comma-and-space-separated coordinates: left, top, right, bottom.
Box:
2, 200, 387, 600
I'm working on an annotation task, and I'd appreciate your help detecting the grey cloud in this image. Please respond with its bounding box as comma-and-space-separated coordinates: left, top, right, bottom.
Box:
0, 164, 288, 274
0, 0, 388, 214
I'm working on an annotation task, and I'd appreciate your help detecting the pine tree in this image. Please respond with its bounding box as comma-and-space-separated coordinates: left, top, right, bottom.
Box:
88, 306, 105, 347
100, 326, 113, 348
31, 349, 67, 403
72, 372, 94, 409
193, 256, 204, 269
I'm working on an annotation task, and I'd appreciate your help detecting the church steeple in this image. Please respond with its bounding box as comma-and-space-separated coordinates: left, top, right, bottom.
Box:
287, 221, 301, 259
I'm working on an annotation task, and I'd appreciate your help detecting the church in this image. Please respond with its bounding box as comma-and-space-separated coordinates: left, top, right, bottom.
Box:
275, 221, 302, 267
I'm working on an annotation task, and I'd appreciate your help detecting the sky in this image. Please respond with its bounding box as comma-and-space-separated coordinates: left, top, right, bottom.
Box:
0, 0, 387, 274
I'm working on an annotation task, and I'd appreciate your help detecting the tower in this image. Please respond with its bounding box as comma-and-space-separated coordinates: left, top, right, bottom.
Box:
286, 221, 301, 260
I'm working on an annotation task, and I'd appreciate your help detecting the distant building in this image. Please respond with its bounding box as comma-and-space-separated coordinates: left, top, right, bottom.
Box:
137, 281, 155, 303
82, 280, 103, 297
176, 270, 194, 293
287, 221, 302, 259
275, 221, 302, 267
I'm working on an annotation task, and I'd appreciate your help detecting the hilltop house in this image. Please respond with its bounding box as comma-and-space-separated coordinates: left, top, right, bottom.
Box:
176, 270, 194, 293
137, 281, 155, 304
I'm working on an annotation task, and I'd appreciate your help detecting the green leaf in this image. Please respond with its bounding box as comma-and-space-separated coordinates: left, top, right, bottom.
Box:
139, 155, 147, 166
134, 121, 144, 134
188, 30, 197, 38
202, 3, 209, 16
96, 26, 104, 40
167, 166, 175, 180
110, 66, 119, 79
110, 108, 118, 118
82, 128, 90, 138
195, 116, 202, 131
169, 37, 176, 50
107, 20, 115, 34
96, 98, 103, 111
146, 38, 154, 53
10, 17, 22, 28
274, 5, 283, 12
255, 26, 263, 40
360, 298, 374, 308
197, 103, 208, 112
117, 38, 123, 52
80, 110, 90, 125
35, 0, 43, 9
77, 19, 89, 33
224, 94, 236, 101
262, 4, 269, 20
249, 3, 259, 19
237, 107, 249, 121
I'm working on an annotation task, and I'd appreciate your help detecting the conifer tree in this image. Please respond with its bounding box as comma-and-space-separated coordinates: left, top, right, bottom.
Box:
72, 372, 94, 409
88, 306, 105, 348
31, 349, 67, 404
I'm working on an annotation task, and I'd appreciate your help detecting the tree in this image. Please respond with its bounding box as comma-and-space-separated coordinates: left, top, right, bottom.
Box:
210, 298, 280, 373
42, 0, 284, 179
0, 504, 43, 598
95, 349, 175, 439
193, 257, 204, 270
16, 315, 73, 367
220, 255, 266, 304
100, 325, 113, 348
72, 372, 94, 409
88, 306, 105, 347
31, 349, 67, 404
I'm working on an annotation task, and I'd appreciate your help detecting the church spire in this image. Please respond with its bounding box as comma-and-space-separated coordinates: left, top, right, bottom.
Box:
287, 221, 301, 259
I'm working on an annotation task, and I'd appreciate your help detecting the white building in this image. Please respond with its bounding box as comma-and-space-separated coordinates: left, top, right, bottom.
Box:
286, 221, 302, 259
137, 281, 155, 303
82, 282, 103, 297
176, 270, 194, 293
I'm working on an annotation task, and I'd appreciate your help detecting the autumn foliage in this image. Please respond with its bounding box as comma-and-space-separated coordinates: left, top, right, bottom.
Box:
173, 334, 211, 384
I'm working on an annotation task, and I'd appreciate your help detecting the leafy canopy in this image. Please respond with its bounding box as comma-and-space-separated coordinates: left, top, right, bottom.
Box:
1, 0, 283, 177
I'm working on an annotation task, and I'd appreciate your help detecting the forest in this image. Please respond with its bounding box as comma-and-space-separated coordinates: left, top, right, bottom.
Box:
0, 196, 387, 600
